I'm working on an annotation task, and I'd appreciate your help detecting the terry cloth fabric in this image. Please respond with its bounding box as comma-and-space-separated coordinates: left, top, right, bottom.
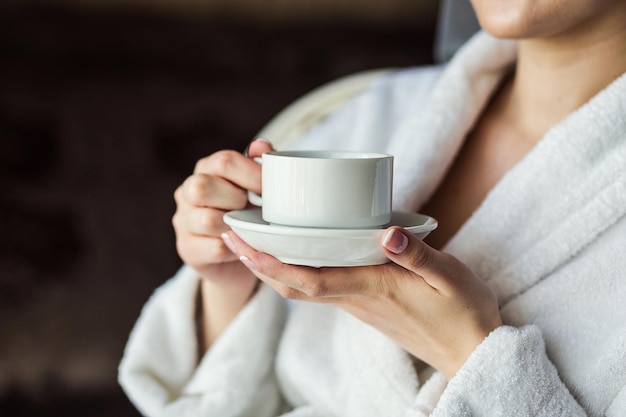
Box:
119, 31, 626, 417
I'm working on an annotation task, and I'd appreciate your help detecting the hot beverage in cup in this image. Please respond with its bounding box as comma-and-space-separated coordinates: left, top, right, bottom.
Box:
248, 150, 393, 229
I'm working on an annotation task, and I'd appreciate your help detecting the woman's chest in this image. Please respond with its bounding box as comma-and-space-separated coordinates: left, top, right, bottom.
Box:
420, 117, 536, 250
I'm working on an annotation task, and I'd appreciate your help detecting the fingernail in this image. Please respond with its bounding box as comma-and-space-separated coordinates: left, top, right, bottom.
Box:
239, 255, 258, 271
221, 232, 236, 253
243, 138, 271, 157
383, 229, 408, 254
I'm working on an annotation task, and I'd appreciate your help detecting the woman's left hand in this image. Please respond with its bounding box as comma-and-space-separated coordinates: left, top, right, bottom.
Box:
223, 226, 502, 380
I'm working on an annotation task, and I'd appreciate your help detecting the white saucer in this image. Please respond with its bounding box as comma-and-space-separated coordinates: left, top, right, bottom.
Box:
223, 209, 438, 267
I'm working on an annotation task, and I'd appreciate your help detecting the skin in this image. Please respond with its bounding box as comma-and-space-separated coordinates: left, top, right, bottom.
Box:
423, 0, 626, 249
173, 0, 626, 380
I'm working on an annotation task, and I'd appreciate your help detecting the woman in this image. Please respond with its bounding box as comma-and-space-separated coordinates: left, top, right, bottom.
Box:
119, 1, 626, 416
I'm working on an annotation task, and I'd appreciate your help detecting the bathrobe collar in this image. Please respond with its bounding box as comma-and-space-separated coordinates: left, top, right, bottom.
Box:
446, 71, 626, 304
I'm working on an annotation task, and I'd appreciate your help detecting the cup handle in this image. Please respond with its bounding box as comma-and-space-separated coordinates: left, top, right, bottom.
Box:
247, 156, 263, 206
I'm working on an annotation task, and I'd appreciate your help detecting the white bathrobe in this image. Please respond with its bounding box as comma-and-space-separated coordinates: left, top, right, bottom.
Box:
118, 32, 626, 417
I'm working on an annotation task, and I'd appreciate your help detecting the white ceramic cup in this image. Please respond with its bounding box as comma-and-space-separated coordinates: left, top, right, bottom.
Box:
248, 150, 393, 229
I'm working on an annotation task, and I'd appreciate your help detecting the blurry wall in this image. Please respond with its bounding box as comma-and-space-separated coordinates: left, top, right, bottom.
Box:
0, 1, 440, 416
4, 0, 439, 25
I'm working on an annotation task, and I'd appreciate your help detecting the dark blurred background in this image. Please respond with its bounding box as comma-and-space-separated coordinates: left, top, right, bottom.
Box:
0, 0, 441, 415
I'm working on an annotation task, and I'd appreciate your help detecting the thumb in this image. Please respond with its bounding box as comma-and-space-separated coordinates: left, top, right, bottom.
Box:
381, 226, 444, 286
247, 137, 274, 159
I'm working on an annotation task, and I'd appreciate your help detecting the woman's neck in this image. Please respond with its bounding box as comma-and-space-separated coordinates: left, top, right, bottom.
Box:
504, 8, 626, 143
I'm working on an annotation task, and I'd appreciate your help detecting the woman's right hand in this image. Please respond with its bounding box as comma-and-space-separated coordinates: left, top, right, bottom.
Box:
172, 138, 274, 348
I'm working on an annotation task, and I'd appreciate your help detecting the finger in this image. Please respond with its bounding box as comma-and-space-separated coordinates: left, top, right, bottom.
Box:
221, 231, 313, 300
381, 227, 457, 292
194, 150, 263, 194
181, 173, 248, 210
174, 207, 230, 237
247, 268, 316, 302
224, 231, 371, 299
247, 137, 274, 158
176, 234, 239, 267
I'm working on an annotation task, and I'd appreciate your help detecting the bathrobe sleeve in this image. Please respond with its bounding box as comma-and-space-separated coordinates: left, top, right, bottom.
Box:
118, 265, 289, 417
423, 325, 615, 417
